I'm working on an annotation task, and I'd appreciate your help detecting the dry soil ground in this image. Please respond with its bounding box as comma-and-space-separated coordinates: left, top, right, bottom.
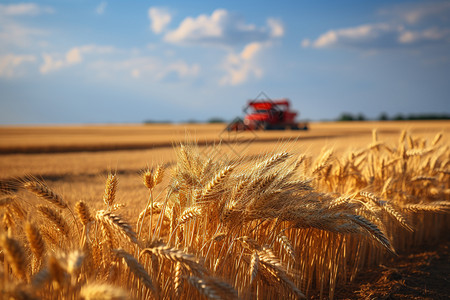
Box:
0, 120, 449, 299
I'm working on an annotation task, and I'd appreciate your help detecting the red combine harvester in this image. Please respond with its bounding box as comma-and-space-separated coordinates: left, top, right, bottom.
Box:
226, 94, 308, 131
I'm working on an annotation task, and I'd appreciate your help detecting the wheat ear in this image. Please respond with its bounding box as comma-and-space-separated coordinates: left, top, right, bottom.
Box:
141, 245, 204, 274
347, 214, 395, 254
153, 164, 165, 186
37, 205, 70, 238
113, 249, 156, 295
96, 210, 138, 244
198, 165, 234, 201
0, 234, 28, 281
24, 180, 67, 209
103, 173, 118, 207
179, 206, 203, 225
250, 251, 259, 285
25, 221, 45, 272
75, 200, 93, 226
188, 276, 239, 300
174, 262, 183, 298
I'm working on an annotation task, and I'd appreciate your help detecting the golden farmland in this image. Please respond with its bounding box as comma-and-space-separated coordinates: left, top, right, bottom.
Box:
0, 120, 448, 299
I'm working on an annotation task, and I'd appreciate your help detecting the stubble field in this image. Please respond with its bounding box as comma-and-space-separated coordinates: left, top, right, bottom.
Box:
0, 120, 448, 299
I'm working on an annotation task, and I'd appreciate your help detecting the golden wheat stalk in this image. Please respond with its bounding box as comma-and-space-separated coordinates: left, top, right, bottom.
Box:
25, 221, 45, 271
174, 261, 183, 297
178, 206, 203, 225
24, 180, 67, 209
197, 165, 234, 202
257, 248, 306, 299
255, 152, 291, 174
359, 192, 413, 231
0, 234, 28, 281
153, 164, 165, 186
136, 202, 163, 229
312, 149, 333, 174
96, 210, 137, 244
277, 234, 296, 260
103, 173, 118, 207
347, 214, 395, 254
113, 249, 156, 295
431, 132, 443, 146
141, 245, 204, 274
403, 202, 450, 212
249, 251, 259, 285
37, 205, 70, 237
142, 169, 155, 190
187, 275, 239, 300
75, 200, 93, 226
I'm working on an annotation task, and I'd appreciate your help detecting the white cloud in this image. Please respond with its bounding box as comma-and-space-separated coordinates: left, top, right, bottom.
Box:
66, 48, 82, 64
96, 2, 107, 15
164, 9, 284, 47
398, 28, 450, 44
303, 23, 450, 50
382, 2, 450, 25
220, 42, 264, 86
267, 18, 284, 38
40, 45, 116, 74
0, 54, 36, 77
0, 4, 52, 50
40, 53, 64, 74
0, 3, 54, 16
148, 7, 172, 34
0, 20, 47, 49
304, 23, 398, 49
303, 2, 450, 52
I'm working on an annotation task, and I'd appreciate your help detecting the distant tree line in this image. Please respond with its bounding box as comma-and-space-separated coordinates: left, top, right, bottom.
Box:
337, 112, 450, 122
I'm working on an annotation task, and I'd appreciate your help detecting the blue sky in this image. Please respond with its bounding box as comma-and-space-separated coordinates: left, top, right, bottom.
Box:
0, 0, 449, 124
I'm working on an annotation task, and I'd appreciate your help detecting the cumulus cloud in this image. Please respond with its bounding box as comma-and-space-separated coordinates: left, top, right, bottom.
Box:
303, 23, 450, 50
0, 21, 47, 49
0, 54, 36, 77
164, 9, 284, 47
304, 22, 450, 51
220, 42, 264, 85
304, 23, 401, 49
96, 2, 107, 15
148, 7, 172, 34
0, 3, 54, 16
40, 45, 115, 74
0, 4, 52, 51
398, 28, 450, 45
267, 18, 284, 38
302, 2, 450, 52
381, 2, 450, 25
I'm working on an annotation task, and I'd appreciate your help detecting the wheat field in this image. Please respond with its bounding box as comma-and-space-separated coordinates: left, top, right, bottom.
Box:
0, 121, 448, 299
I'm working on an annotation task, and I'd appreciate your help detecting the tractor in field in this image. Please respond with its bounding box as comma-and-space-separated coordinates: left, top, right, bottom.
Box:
226, 95, 308, 131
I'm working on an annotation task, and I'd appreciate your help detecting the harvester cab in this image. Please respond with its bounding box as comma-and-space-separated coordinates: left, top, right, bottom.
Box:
243, 98, 298, 130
